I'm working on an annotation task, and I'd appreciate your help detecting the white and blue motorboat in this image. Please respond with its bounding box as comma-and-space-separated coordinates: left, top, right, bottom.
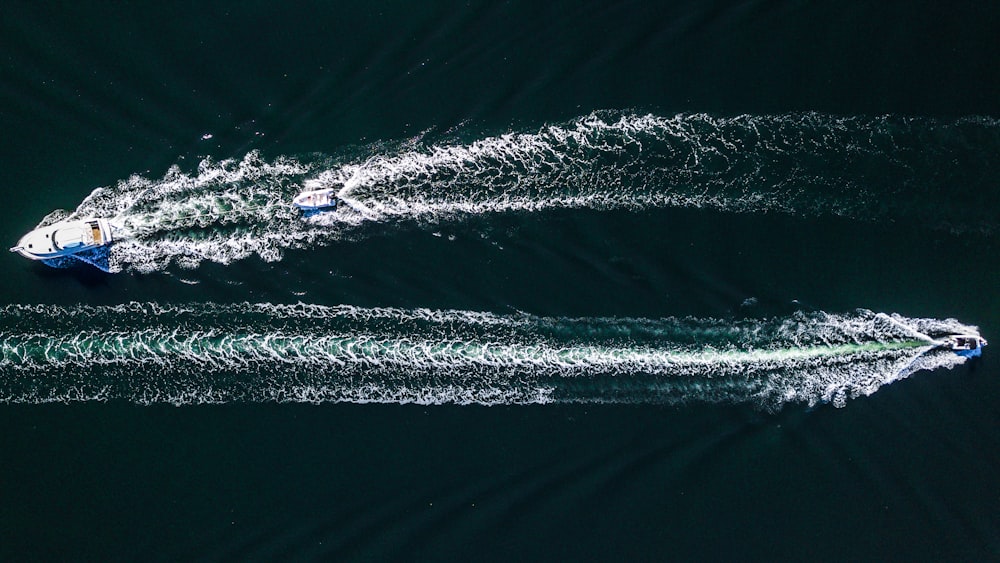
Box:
292, 188, 337, 211
9, 218, 115, 261
941, 334, 988, 358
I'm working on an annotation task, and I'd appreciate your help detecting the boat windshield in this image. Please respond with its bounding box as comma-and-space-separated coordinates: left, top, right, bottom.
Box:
52, 227, 89, 250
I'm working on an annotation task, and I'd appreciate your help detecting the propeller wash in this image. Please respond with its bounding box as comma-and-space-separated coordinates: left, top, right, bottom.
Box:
35, 111, 1000, 272
0, 304, 980, 408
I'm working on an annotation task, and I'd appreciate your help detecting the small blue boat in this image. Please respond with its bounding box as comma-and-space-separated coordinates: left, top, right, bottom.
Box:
943, 334, 988, 358
292, 188, 337, 211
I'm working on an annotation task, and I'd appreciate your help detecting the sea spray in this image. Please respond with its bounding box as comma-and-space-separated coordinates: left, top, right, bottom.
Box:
0, 304, 979, 408
34, 112, 1000, 272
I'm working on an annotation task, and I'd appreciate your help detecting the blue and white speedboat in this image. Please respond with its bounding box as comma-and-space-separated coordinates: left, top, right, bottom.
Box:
292, 188, 337, 211
942, 334, 988, 358
9, 218, 115, 261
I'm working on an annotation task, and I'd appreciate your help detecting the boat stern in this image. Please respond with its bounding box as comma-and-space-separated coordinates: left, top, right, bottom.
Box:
96, 218, 114, 244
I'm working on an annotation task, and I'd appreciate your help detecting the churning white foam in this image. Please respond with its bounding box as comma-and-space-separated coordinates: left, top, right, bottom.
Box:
36, 111, 998, 272
0, 304, 981, 408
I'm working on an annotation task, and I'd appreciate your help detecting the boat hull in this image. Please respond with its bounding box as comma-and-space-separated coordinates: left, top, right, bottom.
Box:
941, 334, 988, 358
293, 189, 337, 211
10, 218, 114, 260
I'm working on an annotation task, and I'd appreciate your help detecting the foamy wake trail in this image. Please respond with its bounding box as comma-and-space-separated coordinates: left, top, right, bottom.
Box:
0, 304, 979, 408
44, 111, 999, 272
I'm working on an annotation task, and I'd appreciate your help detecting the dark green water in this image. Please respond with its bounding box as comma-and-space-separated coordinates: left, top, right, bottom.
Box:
2, 1, 999, 560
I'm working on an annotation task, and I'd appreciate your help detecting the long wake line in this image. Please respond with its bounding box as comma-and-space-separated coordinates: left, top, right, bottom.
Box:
0, 304, 980, 408
30, 111, 1000, 272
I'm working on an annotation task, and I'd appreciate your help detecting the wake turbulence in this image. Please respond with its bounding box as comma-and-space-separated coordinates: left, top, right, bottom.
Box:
19, 111, 999, 272
0, 304, 982, 409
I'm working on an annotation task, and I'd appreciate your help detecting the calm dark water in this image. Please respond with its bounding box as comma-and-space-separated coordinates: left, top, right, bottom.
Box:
2, 1, 999, 560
